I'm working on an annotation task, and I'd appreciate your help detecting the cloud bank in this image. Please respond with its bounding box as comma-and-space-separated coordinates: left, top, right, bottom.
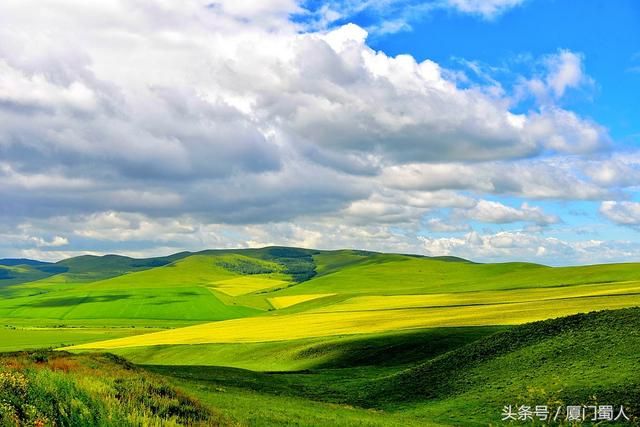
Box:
0, 0, 636, 264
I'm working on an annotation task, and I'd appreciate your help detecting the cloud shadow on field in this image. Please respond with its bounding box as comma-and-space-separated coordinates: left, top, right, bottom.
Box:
24, 294, 132, 307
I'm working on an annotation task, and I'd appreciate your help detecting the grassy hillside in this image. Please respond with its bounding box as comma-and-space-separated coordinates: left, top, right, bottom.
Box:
54, 252, 191, 282
0, 254, 276, 327
0, 261, 67, 287
364, 308, 640, 425
278, 253, 640, 295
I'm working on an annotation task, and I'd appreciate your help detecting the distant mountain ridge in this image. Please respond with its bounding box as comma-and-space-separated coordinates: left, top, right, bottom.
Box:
2, 246, 472, 268
0, 258, 53, 266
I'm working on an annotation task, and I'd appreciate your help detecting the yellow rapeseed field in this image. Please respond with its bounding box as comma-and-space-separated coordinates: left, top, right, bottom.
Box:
314, 280, 640, 312
211, 276, 288, 296
268, 294, 336, 309
69, 292, 640, 350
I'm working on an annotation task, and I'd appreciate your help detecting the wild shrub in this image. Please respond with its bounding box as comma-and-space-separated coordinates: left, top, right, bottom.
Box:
0, 352, 218, 426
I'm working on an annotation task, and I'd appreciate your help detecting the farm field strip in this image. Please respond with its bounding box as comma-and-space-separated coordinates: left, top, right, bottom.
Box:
212, 276, 289, 296
313, 280, 640, 313
268, 294, 336, 309
68, 293, 640, 349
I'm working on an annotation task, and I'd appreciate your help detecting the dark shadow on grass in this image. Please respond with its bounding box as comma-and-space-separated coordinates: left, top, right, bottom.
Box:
176, 291, 199, 296
149, 300, 187, 305
24, 294, 132, 307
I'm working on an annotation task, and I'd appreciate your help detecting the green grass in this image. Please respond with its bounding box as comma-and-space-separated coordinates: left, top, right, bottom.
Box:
313, 279, 640, 312
162, 369, 439, 427
54, 252, 191, 282
171, 376, 436, 426
7, 248, 640, 335
201, 246, 319, 282
6, 308, 640, 426
0, 285, 259, 324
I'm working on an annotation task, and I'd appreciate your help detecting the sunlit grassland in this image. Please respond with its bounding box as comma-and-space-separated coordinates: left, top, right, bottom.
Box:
5, 249, 640, 356
0, 285, 260, 324
19, 253, 285, 292
73, 254, 255, 290
7, 251, 640, 334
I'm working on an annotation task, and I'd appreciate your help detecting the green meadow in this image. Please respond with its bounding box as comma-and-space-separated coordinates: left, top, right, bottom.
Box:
1, 247, 639, 425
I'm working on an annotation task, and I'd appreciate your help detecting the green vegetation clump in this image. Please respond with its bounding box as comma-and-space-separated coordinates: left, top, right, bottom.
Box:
215, 255, 278, 275
217, 259, 275, 275
197, 247, 318, 282
253, 247, 317, 282
0, 351, 221, 426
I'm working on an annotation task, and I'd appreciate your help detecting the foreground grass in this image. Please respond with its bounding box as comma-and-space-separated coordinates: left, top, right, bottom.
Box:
0, 351, 223, 426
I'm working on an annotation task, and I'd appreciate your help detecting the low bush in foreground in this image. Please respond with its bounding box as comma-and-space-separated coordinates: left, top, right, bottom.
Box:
0, 351, 222, 426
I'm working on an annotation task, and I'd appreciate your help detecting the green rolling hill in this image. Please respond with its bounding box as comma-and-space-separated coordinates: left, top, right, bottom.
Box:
0, 246, 639, 425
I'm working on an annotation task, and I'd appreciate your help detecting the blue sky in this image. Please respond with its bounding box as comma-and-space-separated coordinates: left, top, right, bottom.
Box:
0, 0, 639, 265
364, 0, 640, 141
